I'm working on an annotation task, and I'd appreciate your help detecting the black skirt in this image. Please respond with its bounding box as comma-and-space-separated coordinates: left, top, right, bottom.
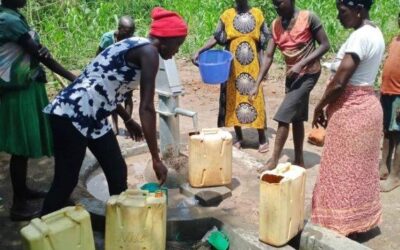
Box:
274, 72, 321, 123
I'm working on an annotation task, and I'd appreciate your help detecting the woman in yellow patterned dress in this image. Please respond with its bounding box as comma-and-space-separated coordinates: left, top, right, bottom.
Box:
192, 0, 270, 152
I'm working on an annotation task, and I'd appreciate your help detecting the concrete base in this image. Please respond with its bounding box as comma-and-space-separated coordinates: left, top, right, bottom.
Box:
78, 139, 371, 250
167, 207, 294, 250
300, 222, 372, 250
179, 183, 232, 207
83, 202, 294, 250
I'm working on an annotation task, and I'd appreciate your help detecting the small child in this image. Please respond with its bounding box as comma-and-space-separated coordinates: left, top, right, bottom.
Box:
379, 13, 400, 192
254, 0, 330, 170
97, 16, 135, 136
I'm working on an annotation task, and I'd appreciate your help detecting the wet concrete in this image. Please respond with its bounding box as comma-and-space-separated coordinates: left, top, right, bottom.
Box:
83, 147, 296, 249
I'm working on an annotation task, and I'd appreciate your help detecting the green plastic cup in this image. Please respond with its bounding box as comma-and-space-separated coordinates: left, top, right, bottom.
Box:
208, 231, 229, 250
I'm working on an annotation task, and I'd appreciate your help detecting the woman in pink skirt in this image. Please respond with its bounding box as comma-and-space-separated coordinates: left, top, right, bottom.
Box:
311, 0, 384, 236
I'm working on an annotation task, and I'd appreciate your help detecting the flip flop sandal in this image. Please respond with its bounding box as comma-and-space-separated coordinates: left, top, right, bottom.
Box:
233, 140, 242, 149
258, 143, 269, 153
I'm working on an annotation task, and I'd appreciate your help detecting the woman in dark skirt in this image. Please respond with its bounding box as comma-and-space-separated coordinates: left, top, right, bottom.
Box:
252, 0, 330, 170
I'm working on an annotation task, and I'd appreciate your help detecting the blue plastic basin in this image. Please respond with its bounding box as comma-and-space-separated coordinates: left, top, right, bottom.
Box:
198, 50, 233, 84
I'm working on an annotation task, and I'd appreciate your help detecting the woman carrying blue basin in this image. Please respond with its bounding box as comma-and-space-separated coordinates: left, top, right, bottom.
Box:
192, 0, 270, 153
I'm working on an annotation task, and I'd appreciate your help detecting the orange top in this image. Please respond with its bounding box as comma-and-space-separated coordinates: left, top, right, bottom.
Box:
272, 10, 321, 74
381, 36, 400, 95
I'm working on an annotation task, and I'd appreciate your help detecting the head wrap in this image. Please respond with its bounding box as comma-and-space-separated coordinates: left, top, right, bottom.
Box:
149, 7, 188, 38
338, 0, 373, 10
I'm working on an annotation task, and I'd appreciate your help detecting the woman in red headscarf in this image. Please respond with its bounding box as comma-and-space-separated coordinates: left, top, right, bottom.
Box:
41, 7, 188, 215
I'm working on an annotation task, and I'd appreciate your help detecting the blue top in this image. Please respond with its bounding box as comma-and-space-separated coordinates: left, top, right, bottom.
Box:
99, 31, 116, 50
44, 37, 150, 139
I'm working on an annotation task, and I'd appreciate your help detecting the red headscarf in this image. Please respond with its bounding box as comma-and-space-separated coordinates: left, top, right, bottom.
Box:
149, 7, 188, 38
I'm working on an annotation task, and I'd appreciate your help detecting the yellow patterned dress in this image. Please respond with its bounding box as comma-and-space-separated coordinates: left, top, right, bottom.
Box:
214, 8, 269, 129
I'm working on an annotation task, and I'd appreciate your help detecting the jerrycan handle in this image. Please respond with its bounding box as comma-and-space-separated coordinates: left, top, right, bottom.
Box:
42, 207, 73, 224
30, 219, 58, 250
202, 128, 220, 135
125, 189, 149, 196
276, 163, 292, 175
31, 218, 50, 235
201, 128, 222, 141
119, 189, 149, 202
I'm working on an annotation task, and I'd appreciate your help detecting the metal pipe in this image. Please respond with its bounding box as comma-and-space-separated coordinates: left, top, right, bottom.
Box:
174, 108, 198, 132
155, 89, 175, 97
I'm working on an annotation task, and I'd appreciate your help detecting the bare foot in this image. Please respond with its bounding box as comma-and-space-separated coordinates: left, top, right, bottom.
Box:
293, 159, 305, 168
233, 140, 242, 149
379, 164, 389, 180
258, 142, 269, 153
380, 175, 400, 192
294, 162, 305, 168
257, 160, 277, 174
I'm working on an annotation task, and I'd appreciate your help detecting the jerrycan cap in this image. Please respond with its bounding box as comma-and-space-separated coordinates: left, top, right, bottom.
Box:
155, 191, 163, 198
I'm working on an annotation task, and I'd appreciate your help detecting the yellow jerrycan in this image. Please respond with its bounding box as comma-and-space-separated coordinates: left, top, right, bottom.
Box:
259, 163, 306, 247
105, 189, 167, 250
20, 205, 95, 250
189, 128, 232, 188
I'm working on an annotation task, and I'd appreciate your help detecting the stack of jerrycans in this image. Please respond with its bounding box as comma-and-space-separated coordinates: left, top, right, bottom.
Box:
188, 128, 232, 187
259, 163, 306, 247
20, 206, 95, 250
105, 189, 167, 250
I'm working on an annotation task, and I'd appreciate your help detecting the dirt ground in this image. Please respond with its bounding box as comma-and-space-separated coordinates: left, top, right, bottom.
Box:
0, 59, 399, 250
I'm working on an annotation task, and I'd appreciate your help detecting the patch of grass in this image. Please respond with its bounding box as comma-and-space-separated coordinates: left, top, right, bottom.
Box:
24, 0, 399, 70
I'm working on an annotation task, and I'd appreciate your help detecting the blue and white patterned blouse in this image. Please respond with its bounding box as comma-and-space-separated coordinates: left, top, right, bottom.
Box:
44, 37, 150, 139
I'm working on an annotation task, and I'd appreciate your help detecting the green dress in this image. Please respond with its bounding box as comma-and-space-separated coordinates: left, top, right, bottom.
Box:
0, 6, 53, 158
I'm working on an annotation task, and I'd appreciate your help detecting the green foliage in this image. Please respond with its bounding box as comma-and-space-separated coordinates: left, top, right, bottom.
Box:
23, 0, 399, 69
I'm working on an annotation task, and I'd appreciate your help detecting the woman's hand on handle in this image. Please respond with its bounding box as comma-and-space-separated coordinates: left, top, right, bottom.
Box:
191, 37, 218, 66
153, 160, 168, 185
191, 51, 200, 66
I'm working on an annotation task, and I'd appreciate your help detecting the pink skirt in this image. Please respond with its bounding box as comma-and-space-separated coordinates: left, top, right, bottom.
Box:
311, 85, 383, 235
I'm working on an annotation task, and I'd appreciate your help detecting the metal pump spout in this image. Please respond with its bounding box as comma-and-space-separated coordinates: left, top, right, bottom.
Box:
155, 57, 198, 158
